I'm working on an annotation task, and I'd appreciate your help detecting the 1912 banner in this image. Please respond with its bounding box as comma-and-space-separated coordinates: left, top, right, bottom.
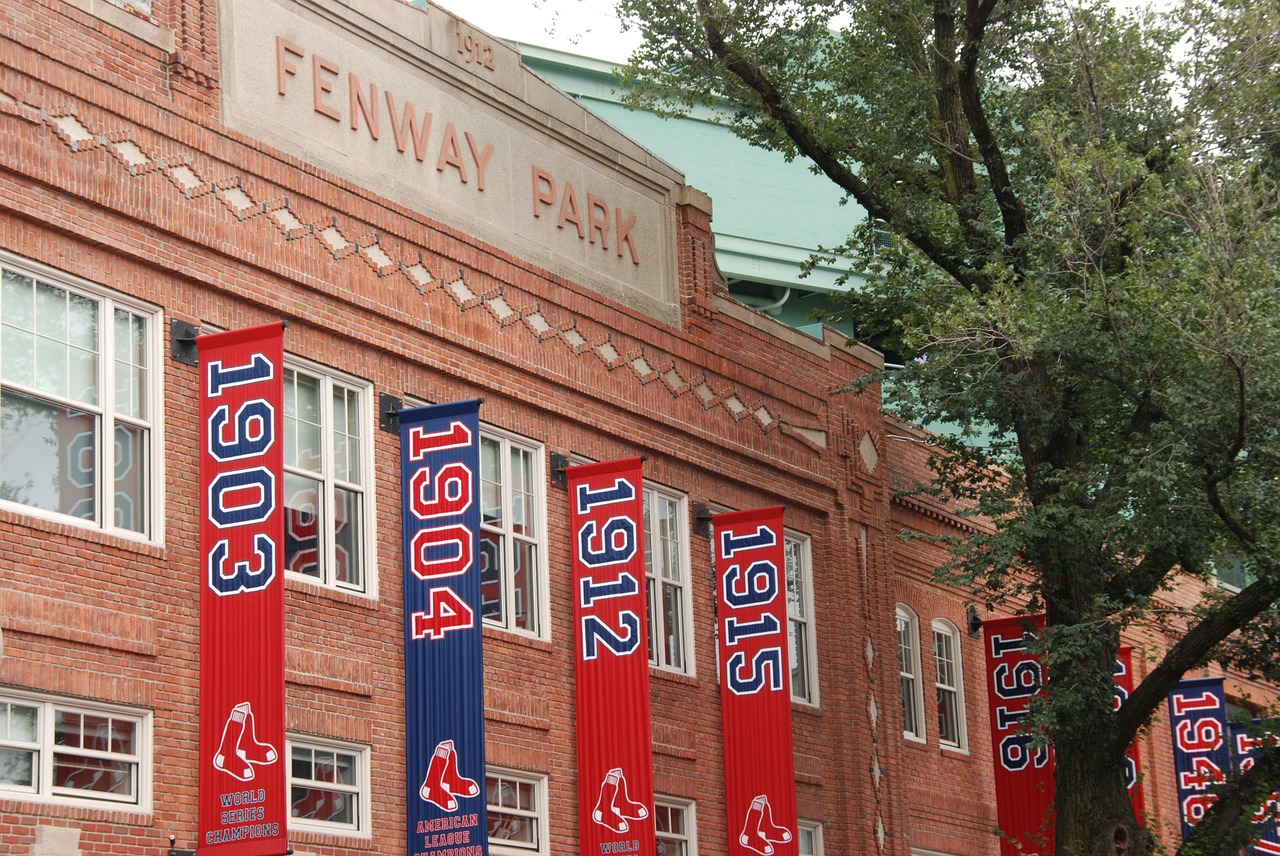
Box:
198, 322, 288, 855
568, 458, 656, 855
714, 507, 798, 856
401, 401, 489, 856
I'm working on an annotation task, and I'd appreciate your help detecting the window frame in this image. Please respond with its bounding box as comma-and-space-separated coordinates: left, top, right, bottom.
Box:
654, 795, 696, 856
286, 734, 371, 837
0, 252, 163, 541
478, 424, 548, 639
797, 820, 824, 856
897, 605, 926, 742
784, 531, 819, 706
485, 766, 548, 856
0, 688, 152, 811
281, 356, 376, 597
644, 482, 694, 675
932, 618, 967, 752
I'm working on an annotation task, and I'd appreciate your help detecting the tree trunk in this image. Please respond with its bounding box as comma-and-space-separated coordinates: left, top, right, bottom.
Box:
1053, 725, 1154, 856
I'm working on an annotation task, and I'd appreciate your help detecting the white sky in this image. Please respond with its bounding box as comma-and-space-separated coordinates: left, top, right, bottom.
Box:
429, 0, 1171, 65
430, 0, 641, 61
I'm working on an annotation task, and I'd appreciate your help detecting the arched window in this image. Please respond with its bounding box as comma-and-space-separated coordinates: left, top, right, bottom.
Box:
932, 618, 967, 750
896, 605, 925, 741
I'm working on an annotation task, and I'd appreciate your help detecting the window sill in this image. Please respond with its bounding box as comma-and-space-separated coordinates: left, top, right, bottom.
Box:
0, 795, 153, 824
60, 0, 174, 52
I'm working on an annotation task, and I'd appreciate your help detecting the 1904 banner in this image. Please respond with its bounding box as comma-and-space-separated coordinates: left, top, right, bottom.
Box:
198, 322, 288, 856
401, 401, 489, 856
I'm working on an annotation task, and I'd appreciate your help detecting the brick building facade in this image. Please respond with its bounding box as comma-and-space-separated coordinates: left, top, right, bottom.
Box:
1, 2, 1272, 856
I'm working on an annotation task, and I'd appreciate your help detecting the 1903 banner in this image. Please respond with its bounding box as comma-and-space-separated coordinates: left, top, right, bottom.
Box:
198, 322, 289, 856
568, 458, 656, 856
714, 507, 798, 856
401, 401, 489, 856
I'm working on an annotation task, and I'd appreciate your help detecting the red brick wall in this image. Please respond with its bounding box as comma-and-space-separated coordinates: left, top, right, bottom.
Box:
0, 2, 912, 855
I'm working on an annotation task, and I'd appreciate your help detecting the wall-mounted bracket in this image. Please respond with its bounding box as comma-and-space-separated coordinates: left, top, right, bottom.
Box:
170, 319, 199, 366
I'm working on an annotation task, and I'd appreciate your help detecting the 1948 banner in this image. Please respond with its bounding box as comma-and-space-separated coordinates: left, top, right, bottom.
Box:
568, 458, 657, 856
401, 401, 489, 856
198, 322, 288, 856
714, 507, 798, 856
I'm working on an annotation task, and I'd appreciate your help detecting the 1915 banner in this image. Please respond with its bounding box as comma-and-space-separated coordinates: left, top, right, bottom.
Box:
985, 616, 1145, 856
568, 458, 656, 855
401, 401, 489, 856
198, 322, 288, 856
714, 507, 798, 856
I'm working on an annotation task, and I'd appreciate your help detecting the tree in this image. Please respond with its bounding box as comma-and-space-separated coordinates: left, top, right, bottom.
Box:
614, 0, 1280, 853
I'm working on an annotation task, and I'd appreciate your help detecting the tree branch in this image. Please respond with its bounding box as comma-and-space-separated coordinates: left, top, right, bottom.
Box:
695, 0, 995, 293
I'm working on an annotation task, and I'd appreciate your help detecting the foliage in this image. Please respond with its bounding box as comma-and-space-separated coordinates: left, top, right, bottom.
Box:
616, 0, 1280, 853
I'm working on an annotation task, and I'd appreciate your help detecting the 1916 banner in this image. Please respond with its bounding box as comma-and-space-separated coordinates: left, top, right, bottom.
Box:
985, 615, 1052, 856
568, 458, 656, 856
198, 323, 288, 856
401, 401, 489, 856
985, 617, 1145, 856
714, 507, 798, 856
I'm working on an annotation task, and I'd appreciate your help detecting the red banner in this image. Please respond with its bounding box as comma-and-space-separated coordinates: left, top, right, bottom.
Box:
984, 615, 1052, 856
198, 323, 288, 856
568, 458, 656, 855
985, 617, 1144, 856
714, 507, 798, 856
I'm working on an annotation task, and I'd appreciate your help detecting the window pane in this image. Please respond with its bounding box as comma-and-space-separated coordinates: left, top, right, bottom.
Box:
114, 422, 147, 533
35, 334, 69, 399
3, 702, 38, 742
0, 747, 34, 787
113, 309, 147, 420
284, 472, 323, 579
53, 754, 134, 798
285, 370, 322, 472
663, 582, 685, 670
334, 485, 363, 588
790, 620, 809, 700
480, 436, 502, 528
480, 531, 504, 621
2, 270, 35, 332
1, 390, 97, 520
332, 385, 360, 484
2, 325, 34, 387
513, 538, 535, 631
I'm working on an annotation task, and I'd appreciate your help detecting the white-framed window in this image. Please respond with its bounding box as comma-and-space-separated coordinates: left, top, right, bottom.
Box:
933, 618, 967, 750
798, 820, 823, 856
282, 359, 373, 594
897, 605, 925, 741
288, 736, 369, 835
655, 796, 695, 856
479, 428, 546, 636
0, 256, 160, 538
645, 485, 692, 673
0, 689, 151, 808
486, 767, 547, 856
785, 533, 818, 704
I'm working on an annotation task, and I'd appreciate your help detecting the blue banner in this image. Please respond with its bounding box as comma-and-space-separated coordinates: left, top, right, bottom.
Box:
1229, 722, 1280, 855
401, 401, 488, 856
1167, 677, 1230, 840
